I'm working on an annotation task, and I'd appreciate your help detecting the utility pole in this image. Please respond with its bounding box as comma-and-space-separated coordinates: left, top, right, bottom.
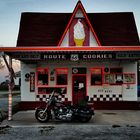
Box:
2, 53, 15, 121
8, 57, 13, 121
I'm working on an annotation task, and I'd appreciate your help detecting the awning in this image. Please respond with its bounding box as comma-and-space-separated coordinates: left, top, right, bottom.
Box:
1, 46, 140, 62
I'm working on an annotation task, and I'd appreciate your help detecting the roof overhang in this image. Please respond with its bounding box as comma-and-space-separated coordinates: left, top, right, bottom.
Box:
1, 46, 140, 62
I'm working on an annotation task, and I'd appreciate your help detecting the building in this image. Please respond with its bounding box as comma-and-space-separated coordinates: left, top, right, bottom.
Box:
0, 1, 140, 109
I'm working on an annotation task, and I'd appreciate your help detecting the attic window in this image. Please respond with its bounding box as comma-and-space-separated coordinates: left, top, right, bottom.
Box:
75, 9, 84, 18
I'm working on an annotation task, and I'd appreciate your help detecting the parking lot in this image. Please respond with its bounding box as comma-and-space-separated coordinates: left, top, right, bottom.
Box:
0, 110, 140, 140
1, 110, 140, 126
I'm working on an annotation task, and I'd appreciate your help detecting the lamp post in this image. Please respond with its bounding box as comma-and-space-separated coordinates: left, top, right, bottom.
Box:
1, 53, 15, 121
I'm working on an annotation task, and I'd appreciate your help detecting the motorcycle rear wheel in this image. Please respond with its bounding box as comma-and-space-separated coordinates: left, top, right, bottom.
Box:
35, 109, 50, 123
80, 116, 92, 123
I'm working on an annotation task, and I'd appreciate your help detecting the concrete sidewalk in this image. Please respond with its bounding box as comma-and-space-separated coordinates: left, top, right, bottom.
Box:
1, 110, 140, 126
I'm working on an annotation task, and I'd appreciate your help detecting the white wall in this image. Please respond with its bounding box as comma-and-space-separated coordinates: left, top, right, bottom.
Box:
21, 62, 36, 101
21, 61, 138, 102
121, 62, 137, 101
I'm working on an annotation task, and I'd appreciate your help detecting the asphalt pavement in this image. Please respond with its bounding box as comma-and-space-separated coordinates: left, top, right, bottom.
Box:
0, 92, 140, 140
1, 110, 140, 126
0, 123, 140, 140
1, 110, 140, 140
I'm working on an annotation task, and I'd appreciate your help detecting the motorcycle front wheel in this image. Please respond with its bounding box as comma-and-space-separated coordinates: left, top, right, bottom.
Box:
35, 109, 50, 123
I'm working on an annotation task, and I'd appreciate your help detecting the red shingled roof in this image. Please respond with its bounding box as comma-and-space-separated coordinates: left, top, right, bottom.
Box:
16, 12, 139, 46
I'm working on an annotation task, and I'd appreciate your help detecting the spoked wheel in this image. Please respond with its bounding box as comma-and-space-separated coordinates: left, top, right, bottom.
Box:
35, 109, 50, 123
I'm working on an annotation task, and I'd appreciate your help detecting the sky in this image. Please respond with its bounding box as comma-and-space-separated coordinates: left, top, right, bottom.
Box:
0, 0, 140, 82
0, 0, 140, 47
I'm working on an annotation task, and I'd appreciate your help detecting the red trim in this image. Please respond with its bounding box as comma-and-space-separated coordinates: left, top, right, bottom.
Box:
56, 68, 68, 74
72, 74, 87, 104
57, 1, 101, 46
1, 46, 140, 52
56, 68, 68, 86
38, 86, 67, 94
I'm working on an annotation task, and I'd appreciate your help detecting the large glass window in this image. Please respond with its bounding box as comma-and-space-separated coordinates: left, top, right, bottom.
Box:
104, 68, 123, 85
91, 68, 102, 85
90, 67, 136, 86
56, 68, 68, 85
37, 68, 48, 86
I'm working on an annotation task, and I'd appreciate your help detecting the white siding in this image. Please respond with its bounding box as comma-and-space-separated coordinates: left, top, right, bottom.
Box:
121, 62, 137, 101
21, 62, 36, 101
21, 61, 138, 102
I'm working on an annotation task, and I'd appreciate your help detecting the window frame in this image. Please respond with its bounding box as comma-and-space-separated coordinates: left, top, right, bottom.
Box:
36, 68, 49, 87
90, 68, 103, 86
56, 68, 68, 86
38, 87, 67, 94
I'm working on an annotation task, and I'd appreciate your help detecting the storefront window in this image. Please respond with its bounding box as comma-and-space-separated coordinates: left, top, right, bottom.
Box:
56, 68, 68, 85
37, 68, 48, 85
104, 68, 123, 85
91, 68, 102, 85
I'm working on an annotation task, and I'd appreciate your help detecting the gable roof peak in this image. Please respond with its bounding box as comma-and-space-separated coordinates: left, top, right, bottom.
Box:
58, 0, 101, 46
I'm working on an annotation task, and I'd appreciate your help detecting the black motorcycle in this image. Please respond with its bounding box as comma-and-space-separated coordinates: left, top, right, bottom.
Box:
35, 90, 94, 123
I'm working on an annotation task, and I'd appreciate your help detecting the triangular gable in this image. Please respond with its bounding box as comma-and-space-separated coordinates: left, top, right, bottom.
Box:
58, 1, 101, 46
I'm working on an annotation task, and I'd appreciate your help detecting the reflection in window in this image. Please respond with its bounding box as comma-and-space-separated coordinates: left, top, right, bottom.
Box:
37, 69, 48, 85
104, 68, 123, 85
91, 68, 102, 85
104, 74, 123, 84
56, 68, 68, 85
104, 74, 115, 84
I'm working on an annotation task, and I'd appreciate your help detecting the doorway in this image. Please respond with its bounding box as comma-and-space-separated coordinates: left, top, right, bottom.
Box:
72, 75, 87, 105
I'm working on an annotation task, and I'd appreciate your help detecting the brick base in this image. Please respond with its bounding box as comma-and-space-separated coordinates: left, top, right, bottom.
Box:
18, 101, 140, 110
